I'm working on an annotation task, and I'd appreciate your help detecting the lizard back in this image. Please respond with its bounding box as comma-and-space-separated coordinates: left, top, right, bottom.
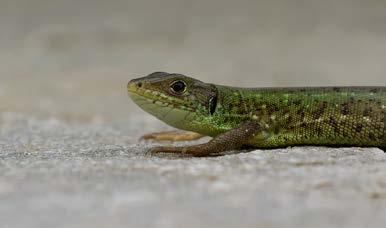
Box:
212, 86, 385, 148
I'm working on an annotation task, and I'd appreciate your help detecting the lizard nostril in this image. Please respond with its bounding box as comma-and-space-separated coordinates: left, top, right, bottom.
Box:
137, 82, 143, 88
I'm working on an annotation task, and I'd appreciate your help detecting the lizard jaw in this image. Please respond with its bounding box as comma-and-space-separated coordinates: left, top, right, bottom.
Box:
128, 81, 196, 128
127, 81, 195, 111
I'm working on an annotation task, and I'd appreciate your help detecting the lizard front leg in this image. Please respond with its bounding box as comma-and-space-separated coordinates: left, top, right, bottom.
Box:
140, 131, 204, 142
149, 121, 262, 157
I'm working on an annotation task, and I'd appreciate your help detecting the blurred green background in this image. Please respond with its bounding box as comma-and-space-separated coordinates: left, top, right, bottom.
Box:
1, 0, 386, 123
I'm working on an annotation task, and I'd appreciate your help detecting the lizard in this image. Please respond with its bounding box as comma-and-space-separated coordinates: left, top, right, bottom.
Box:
127, 72, 386, 157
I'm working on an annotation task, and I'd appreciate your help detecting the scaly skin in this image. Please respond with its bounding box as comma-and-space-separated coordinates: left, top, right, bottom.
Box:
128, 72, 386, 156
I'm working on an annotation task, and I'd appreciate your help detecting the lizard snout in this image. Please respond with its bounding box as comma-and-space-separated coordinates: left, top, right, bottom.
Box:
127, 79, 144, 92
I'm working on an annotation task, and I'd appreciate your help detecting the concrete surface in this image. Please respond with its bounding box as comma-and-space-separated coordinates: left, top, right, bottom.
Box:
0, 113, 386, 228
1, 113, 385, 228
1, 0, 386, 228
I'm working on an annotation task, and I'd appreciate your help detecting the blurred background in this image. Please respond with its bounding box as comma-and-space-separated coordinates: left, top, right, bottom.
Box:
1, 0, 386, 123
1, 2, 386, 228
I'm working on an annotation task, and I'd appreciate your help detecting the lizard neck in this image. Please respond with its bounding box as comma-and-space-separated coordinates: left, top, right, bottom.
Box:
182, 85, 251, 136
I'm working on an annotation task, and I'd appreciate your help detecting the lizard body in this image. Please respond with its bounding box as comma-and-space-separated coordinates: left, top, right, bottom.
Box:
128, 72, 385, 156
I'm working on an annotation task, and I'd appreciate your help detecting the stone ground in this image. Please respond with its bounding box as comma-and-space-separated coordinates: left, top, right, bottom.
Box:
1, 1, 386, 227
0, 113, 385, 228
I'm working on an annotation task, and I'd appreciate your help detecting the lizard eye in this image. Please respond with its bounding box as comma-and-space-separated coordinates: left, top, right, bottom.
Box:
170, 80, 187, 94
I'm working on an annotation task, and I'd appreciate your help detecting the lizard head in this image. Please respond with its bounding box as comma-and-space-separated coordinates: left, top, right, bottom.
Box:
128, 72, 218, 131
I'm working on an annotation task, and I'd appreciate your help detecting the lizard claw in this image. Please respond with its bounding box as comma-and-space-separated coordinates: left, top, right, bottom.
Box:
146, 146, 165, 154
146, 146, 189, 155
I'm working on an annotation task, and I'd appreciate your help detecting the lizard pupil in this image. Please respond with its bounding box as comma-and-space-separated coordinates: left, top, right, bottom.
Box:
170, 81, 186, 94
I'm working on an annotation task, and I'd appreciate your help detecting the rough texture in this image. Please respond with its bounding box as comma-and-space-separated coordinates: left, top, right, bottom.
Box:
1, 0, 386, 227
1, 113, 386, 228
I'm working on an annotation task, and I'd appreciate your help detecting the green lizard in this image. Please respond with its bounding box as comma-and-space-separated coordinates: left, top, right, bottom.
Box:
128, 72, 386, 156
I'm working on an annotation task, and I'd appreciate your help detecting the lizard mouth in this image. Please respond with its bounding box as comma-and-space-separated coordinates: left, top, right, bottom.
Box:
127, 81, 197, 127
127, 81, 195, 112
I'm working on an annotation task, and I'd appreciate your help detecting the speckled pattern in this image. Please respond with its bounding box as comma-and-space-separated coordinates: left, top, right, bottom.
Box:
215, 85, 386, 148
129, 73, 385, 154
1, 0, 386, 227
1, 113, 386, 228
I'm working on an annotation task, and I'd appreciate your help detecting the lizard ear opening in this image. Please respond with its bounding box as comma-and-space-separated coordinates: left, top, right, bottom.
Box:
208, 95, 217, 115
